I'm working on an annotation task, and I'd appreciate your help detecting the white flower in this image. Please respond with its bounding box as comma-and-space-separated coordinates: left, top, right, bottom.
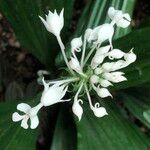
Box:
108, 49, 125, 59
108, 7, 131, 28
12, 103, 43, 129
41, 78, 70, 106
103, 72, 127, 83
69, 57, 82, 74
124, 49, 137, 64
96, 87, 112, 98
71, 37, 82, 52
92, 103, 108, 118
39, 9, 64, 36
72, 99, 83, 121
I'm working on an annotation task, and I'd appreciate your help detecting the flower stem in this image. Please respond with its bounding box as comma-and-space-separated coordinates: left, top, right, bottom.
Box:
83, 45, 97, 67
80, 36, 86, 68
84, 84, 94, 109
56, 35, 74, 75
74, 82, 84, 101
47, 77, 79, 85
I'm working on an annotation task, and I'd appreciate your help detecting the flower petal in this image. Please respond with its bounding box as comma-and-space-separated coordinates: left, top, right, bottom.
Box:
30, 116, 39, 129
21, 118, 29, 129
17, 103, 31, 113
39, 16, 51, 32
12, 112, 23, 122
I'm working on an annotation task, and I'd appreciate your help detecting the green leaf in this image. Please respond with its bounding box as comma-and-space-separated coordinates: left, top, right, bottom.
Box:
0, 99, 38, 150
118, 93, 150, 128
0, 0, 74, 68
76, 99, 150, 150
51, 104, 77, 150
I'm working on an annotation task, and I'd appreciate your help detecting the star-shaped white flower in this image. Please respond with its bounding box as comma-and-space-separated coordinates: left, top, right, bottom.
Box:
39, 9, 64, 37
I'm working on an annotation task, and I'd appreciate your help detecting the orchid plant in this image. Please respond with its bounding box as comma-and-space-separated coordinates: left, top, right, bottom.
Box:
12, 7, 136, 129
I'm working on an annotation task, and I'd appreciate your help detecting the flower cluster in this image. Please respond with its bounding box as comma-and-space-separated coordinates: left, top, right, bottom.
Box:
12, 7, 136, 129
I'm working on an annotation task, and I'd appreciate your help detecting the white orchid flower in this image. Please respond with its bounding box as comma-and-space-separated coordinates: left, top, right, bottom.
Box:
40, 78, 70, 106
108, 7, 131, 28
12, 103, 43, 129
39, 9, 64, 37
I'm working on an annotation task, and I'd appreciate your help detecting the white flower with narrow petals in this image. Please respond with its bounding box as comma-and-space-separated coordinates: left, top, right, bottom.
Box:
41, 78, 70, 106
12, 103, 43, 129
39, 9, 64, 37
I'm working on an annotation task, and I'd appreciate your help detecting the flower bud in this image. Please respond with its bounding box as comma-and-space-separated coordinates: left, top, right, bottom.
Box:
71, 37, 82, 51
94, 67, 103, 75
96, 88, 112, 98
108, 49, 125, 59
72, 99, 83, 121
124, 50, 136, 64
99, 79, 113, 87
92, 104, 108, 118
69, 57, 82, 74
90, 75, 99, 84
